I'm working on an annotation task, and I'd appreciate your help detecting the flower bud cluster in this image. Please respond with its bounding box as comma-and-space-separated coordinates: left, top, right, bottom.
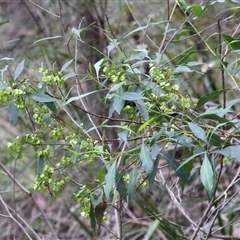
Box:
148, 64, 191, 112
39, 68, 65, 87
103, 66, 126, 83
7, 133, 43, 158
75, 185, 91, 218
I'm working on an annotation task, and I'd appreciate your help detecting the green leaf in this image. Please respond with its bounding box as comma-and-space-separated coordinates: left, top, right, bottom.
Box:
14, 59, 25, 80
207, 133, 222, 147
8, 101, 18, 126
30, 93, 56, 103
128, 166, 138, 201
176, 30, 190, 41
33, 35, 62, 44
63, 72, 75, 80
61, 59, 73, 72
143, 219, 159, 240
148, 156, 160, 191
124, 20, 169, 38
177, 152, 204, 171
72, 144, 80, 164
150, 128, 164, 146
129, 49, 149, 61
113, 96, 125, 114
38, 82, 47, 94
104, 161, 116, 201
107, 39, 120, 56
218, 146, 240, 158
45, 102, 57, 113
174, 66, 193, 74
177, 0, 187, 10
118, 130, 129, 148
64, 90, 97, 105
43, 113, 51, 125
90, 189, 103, 207
197, 114, 234, 127
200, 154, 216, 200
196, 89, 229, 108
109, 82, 125, 93
98, 166, 106, 184
226, 98, 240, 110
140, 142, 153, 175
115, 171, 127, 202
94, 59, 107, 80
161, 152, 189, 183
89, 201, 96, 234
223, 34, 240, 51
120, 92, 145, 101
188, 122, 206, 142
38, 155, 44, 175
135, 99, 149, 120
191, 4, 203, 18
186, 61, 204, 67
137, 117, 156, 133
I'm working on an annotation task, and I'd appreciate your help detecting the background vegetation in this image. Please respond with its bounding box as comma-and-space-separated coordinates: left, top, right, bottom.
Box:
1, 0, 240, 239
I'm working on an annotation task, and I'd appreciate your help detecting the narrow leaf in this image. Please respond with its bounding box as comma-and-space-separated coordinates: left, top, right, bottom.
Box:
89, 201, 96, 234
218, 146, 240, 158
207, 133, 222, 147
196, 89, 228, 108
63, 72, 75, 80
113, 96, 125, 114
148, 156, 160, 191
45, 102, 57, 113
115, 171, 127, 202
128, 166, 138, 201
188, 122, 206, 142
120, 92, 145, 101
14, 59, 25, 80
226, 98, 240, 110
104, 161, 116, 201
161, 152, 189, 183
124, 20, 169, 38
64, 90, 97, 105
107, 39, 119, 56
94, 59, 106, 79
135, 99, 149, 120
38, 155, 44, 175
33, 36, 62, 44
137, 117, 156, 134
61, 59, 73, 72
30, 93, 56, 103
200, 154, 216, 199
43, 113, 51, 125
140, 142, 153, 174
143, 219, 159, 240
174, 66, 193, 74
8, 101, 18, 126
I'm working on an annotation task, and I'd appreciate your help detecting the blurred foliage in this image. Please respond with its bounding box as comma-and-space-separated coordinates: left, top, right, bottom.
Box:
1, 0, 240, 239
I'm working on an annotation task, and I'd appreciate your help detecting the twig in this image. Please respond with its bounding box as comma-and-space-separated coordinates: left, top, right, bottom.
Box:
0, 195, 34, 240
158, 2, 177, 54
29, 0, 60, 18
0, 161, 59, 239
